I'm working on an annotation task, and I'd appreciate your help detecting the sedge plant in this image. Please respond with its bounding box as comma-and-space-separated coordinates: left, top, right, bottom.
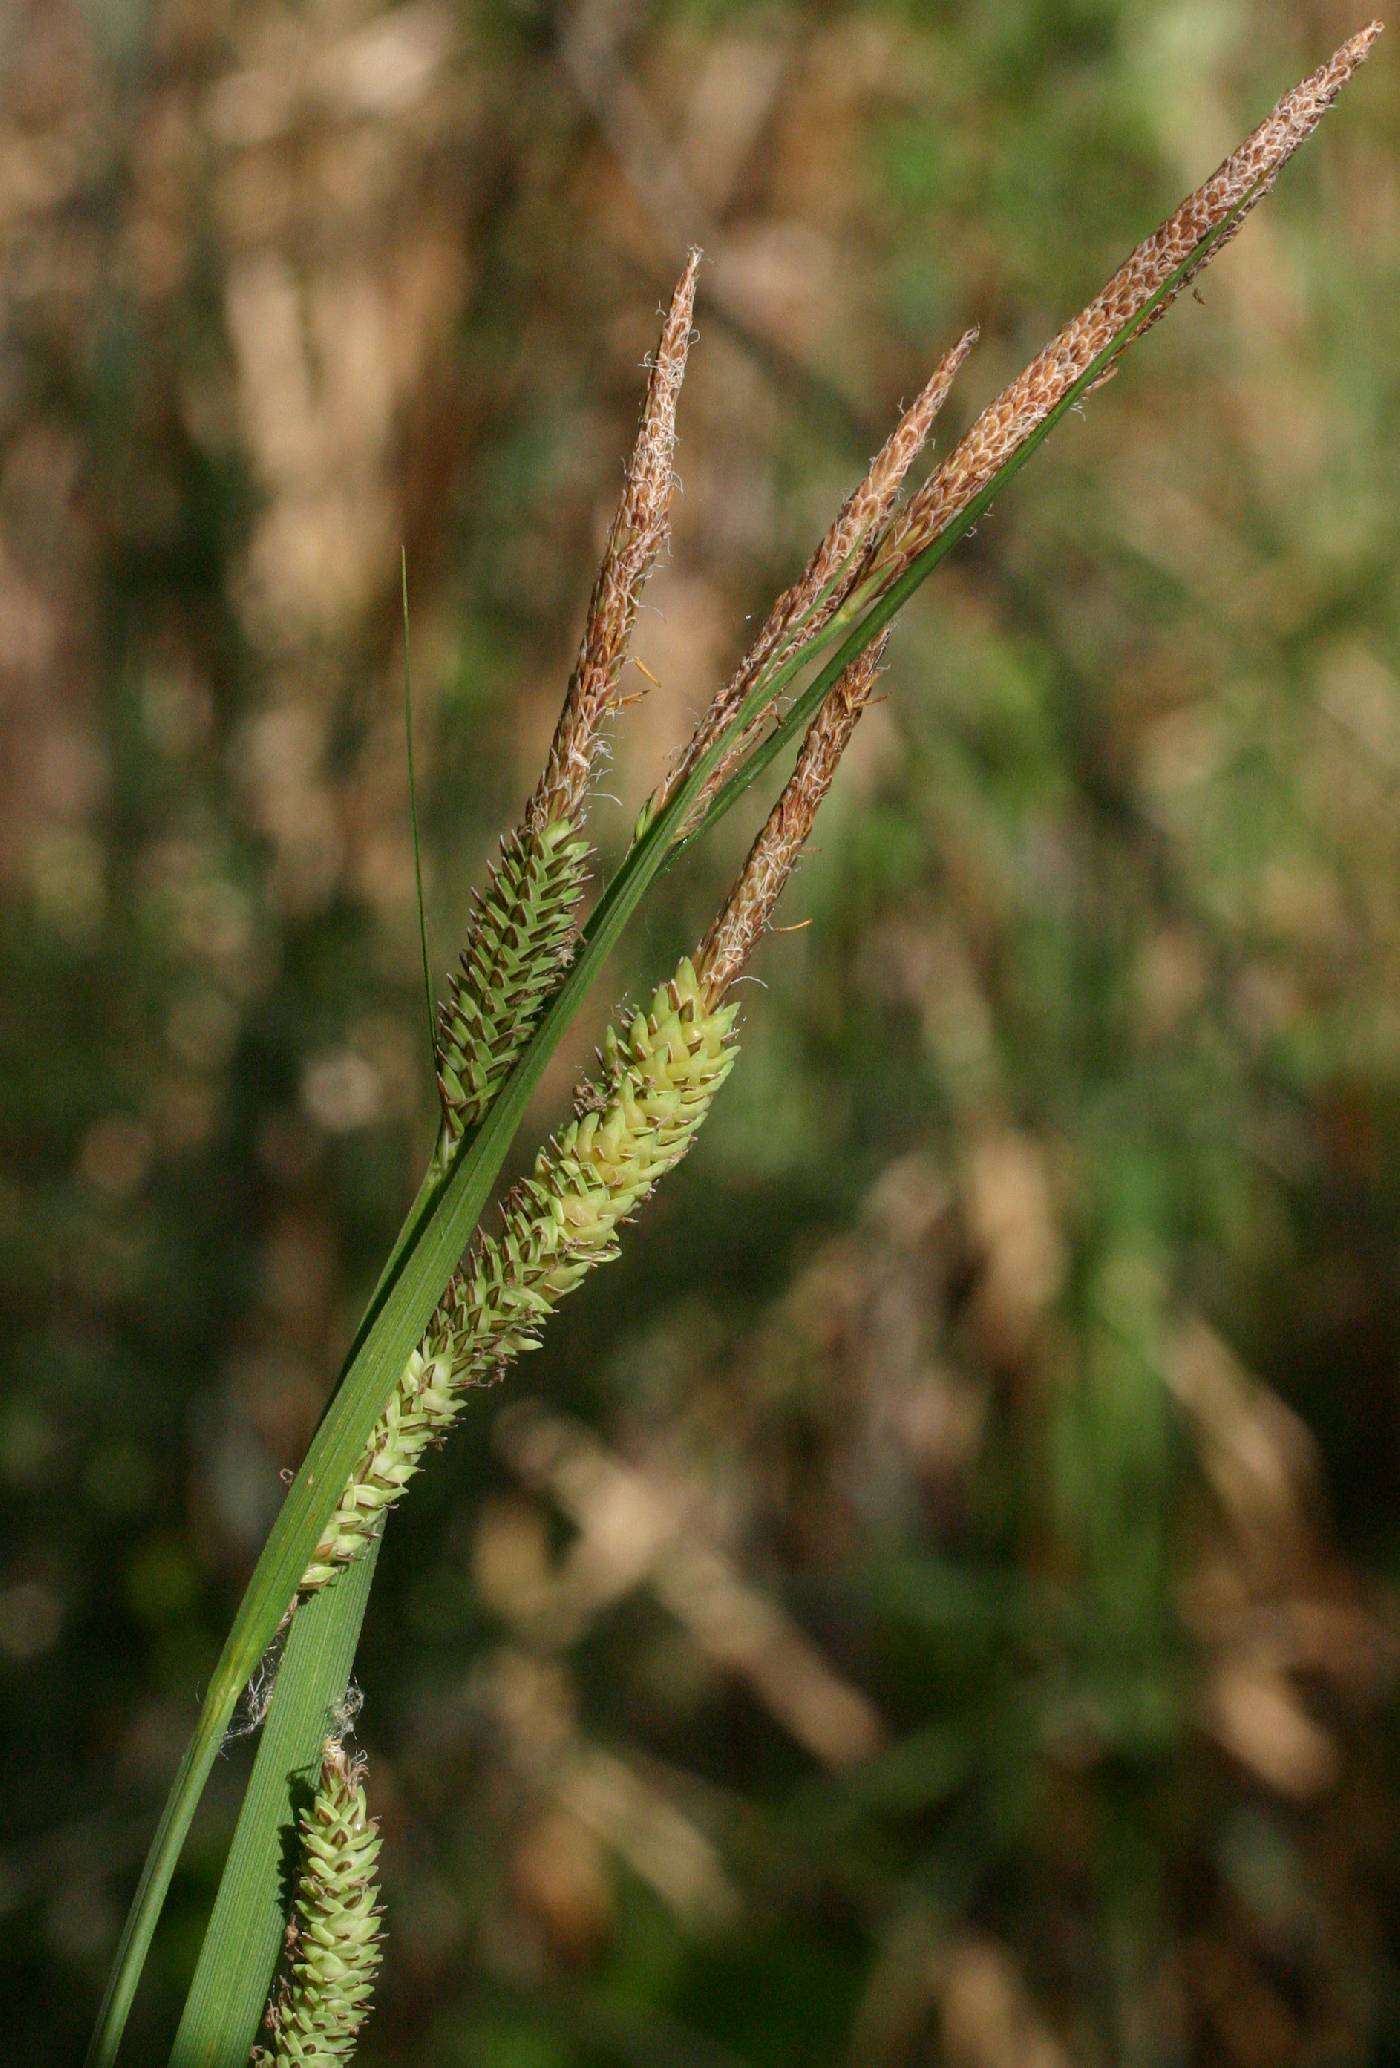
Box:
84, 25, 1382, 2065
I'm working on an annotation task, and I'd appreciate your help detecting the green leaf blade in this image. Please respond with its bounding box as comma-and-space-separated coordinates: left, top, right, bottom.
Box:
169, 1547, 380, 2068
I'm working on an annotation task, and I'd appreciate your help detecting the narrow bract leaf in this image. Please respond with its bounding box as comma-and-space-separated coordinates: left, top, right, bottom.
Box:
169, 1549, 379, 2068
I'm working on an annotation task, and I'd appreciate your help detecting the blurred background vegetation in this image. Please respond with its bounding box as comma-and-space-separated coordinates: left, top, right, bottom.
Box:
2, 0, 1398, 2061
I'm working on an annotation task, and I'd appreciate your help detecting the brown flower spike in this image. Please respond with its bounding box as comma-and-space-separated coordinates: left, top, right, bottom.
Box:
332, 23, 1388, 1579
876, 22, 1383, 581
436, 251, 701, 1146
529, 248, 701, 832
698, 639, 888, 1001
662, 328, 977, 822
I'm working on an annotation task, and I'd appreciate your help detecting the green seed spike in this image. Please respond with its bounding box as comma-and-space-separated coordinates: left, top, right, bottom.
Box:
435, 815, 592, 1148
265, 1742, 382, 2066
301, 957, 737, 1592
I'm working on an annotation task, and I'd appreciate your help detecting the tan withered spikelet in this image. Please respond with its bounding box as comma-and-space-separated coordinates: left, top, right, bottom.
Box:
659, 328, 977, 823
529, 247, 701, 833
435, 252, 700, 1148
264, 1743, 382, 2066
876, 22, 1383, 581
698, 640, 887, 1001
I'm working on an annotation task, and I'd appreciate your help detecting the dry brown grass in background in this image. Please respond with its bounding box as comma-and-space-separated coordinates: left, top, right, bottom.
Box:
4, 7, 1397, 2065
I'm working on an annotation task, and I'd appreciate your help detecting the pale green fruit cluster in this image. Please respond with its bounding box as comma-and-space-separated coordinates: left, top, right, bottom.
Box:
436, 815, 591, 1145
299, 957, 737, 1592
269, 1746, 382, 2066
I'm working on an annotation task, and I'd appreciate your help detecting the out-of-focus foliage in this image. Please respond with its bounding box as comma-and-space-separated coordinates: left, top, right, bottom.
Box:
2, 1, 1398, 2062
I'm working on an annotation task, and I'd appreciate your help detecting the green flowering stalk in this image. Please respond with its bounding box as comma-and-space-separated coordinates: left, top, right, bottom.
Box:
301, 955, 737, 1589
435, 252, 699, 1150
262, 1742, 382, 2067
298, 639, 884, 1597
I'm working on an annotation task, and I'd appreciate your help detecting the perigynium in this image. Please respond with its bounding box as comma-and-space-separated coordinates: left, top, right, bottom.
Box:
259, 1743, 382, 2067
300, 956, 738, 1589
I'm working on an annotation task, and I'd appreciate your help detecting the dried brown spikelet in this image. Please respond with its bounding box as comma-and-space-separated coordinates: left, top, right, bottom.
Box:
877, 22, 1383, 580
528, 248, 701, 833
435, 253, 700, 1149
662, 329, 977, 821
697, 638, 887, 1002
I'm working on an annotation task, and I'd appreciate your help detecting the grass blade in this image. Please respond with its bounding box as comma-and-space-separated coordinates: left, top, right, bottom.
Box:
168, 1543, 380, 2068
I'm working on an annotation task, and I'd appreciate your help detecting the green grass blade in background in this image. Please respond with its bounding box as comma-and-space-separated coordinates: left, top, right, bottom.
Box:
402, 551, 437, 1081
168, 1544, 380, 2068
